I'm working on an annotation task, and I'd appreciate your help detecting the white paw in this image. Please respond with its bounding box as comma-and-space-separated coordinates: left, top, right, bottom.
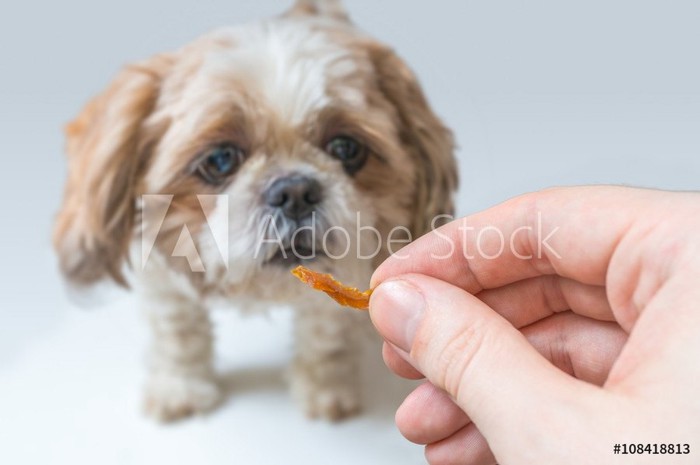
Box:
143, 374, 221, 422
292, 378, 361, 421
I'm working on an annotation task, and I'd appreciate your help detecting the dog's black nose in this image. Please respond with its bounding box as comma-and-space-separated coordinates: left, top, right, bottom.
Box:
265, 175, 322, 219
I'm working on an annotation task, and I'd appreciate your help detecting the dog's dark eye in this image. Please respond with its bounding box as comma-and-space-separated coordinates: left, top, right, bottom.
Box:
325, 136, 368, 174
197, 144, 245, 184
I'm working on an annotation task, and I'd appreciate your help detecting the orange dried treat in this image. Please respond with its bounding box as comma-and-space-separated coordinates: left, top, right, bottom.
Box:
291, 265, 372, 310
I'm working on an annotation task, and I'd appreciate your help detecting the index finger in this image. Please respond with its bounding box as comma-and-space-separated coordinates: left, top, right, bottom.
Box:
371, 186, 656, 293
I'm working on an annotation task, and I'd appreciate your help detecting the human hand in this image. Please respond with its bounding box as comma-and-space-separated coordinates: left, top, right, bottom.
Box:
369, 186, 700, 464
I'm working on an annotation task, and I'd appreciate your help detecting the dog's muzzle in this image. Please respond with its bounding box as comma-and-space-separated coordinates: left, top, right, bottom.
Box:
263, 174, 326, 266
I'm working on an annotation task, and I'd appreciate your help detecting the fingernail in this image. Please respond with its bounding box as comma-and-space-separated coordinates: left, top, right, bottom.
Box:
370, 279, 426, 351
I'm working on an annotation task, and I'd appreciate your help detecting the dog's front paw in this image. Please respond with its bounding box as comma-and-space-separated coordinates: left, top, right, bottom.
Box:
143, 374, 221, 422
291, 375, 361, 421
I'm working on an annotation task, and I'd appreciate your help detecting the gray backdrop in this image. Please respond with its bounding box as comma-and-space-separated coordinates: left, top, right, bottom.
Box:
0, 1, 698, 464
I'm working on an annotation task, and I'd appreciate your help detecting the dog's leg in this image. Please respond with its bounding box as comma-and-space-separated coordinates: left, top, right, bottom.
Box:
141, 289, 220, 422
291, 301, 364, 421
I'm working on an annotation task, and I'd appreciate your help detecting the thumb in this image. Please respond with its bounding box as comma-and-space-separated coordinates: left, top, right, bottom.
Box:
369, 273, 595, 444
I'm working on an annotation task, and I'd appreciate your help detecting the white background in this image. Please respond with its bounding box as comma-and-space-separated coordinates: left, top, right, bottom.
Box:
0, 1, 698, 464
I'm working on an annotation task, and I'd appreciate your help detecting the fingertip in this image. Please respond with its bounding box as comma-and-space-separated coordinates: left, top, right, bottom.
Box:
368, 278, 426, 352
369, 268, 383, 289
382, 342, 424, 379
369, 257, 399, 288
396, 382, 470, 445
424, 424, 495, 465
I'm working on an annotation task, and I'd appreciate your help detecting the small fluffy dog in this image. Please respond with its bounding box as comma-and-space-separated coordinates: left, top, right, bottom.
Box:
54, 0, 457, 421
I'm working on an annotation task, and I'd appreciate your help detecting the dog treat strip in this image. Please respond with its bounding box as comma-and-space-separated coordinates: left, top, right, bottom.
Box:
291, 266, 372, 310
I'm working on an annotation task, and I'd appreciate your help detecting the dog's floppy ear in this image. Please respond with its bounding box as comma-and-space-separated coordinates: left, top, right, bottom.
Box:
53, 54, 172, 287
369, 45, 459, 238
285, 0, 350, 22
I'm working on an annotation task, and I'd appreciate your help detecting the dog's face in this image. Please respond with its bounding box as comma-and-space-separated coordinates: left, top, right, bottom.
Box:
54, 2, 457, 296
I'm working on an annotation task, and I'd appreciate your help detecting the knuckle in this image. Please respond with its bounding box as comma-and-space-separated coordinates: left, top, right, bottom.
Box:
434, 321, 486, 399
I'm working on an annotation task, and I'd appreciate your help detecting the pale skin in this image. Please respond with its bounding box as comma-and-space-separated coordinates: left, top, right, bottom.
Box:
368, 186, 700, 465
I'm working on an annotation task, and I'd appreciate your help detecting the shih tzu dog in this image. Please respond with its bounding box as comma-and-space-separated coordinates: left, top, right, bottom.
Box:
53, 0, 457, 422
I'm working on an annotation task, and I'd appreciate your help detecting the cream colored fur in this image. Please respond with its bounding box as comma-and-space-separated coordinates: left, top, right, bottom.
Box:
53, 0, 457, 422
